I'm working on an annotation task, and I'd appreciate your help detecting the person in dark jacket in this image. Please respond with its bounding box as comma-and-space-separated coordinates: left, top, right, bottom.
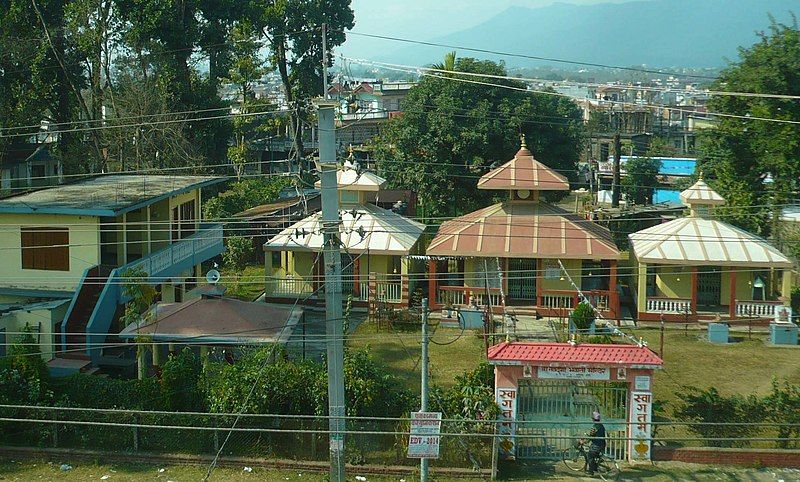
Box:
586, 411, 607, 474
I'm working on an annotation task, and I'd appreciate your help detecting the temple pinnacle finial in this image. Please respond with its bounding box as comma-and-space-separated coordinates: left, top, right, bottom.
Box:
520, 133, 527, 149
698, 170, 704, 181
348, 144, 354, 158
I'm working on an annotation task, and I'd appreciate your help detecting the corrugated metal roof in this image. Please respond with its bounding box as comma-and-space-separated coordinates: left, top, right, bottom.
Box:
264, 202, 424, 255
629, 217, 793, 267
488, 342, 663, 368
477, 144, 569, 192
426, 201, 621, 259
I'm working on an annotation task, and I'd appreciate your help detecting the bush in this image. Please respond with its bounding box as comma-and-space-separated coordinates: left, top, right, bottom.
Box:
673, 386, 763, 447
160, 348, 205, 411
203, 178, 290, 220
571, 302, 596, 331
764, 378, 800, 448
52, 374, 162, 410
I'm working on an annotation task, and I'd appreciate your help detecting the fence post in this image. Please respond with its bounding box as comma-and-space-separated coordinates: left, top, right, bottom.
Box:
52, 411, 58, 448
491, 421, 499, 481
133, 415, 139, 451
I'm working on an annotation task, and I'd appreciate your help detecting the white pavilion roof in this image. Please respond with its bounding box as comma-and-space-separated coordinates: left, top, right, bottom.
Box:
680, 178, 726, 205
264, 203, 424, 255
629, 217, 793, 267
313, 163, 386, 192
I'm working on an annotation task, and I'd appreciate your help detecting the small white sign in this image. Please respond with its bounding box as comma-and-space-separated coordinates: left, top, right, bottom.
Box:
616, 367, 627, 380
634, 375, 651, 391
538, 366, 610, 381
523, 365, 533, 378
407, 412, 442, 459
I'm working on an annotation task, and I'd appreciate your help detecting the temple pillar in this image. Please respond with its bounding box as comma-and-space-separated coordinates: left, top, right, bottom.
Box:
781, 269, 793, 303
428, 259, 437, 307
729, 270, 737, 318
637, 263, 648, 315
609, 260, 619, 320
690, 267, 698, 314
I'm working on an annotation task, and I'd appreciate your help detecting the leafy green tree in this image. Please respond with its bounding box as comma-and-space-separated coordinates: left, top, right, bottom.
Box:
622, 156, 661, 205
253, 0, 355, 163
0, 325, 51, 404
225, 22, 273, 180
699, 20, 800, 237
203, 177, 290, 220
375, 57, 584, 219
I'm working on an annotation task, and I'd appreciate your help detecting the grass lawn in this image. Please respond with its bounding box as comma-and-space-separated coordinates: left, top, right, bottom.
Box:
222, 263, 265, 301
350, 320, 800, 410
349, 319, 487, 391
630, 327, 800, 409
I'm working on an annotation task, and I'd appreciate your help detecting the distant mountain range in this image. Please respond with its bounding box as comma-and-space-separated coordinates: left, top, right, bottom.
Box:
379, 0, 798, 69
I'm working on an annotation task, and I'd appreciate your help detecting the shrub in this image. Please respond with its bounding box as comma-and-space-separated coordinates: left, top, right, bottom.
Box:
160, 348, 205, 411
571, 302, 596, 331
673, 386, 763, 447
764, 378, 800, 448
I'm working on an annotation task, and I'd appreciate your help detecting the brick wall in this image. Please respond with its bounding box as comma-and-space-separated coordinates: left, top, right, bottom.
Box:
653, 446, 800, 468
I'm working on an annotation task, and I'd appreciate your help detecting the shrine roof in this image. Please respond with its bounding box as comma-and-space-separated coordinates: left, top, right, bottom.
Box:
488, 342, 663, 369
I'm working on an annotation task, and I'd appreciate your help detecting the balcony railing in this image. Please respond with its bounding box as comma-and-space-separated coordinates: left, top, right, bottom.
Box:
437, 286, 502, 308
271, 276, 314, 296
82, 223, 225, 360
735, 299, 782, 318
646, 297, 691, 314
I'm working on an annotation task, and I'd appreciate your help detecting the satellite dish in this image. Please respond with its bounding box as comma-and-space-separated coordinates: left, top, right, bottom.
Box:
206, 269, 221, 285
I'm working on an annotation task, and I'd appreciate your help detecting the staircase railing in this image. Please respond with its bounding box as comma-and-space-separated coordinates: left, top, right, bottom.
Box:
81, 223, 225, 360
60, 265, 99, 352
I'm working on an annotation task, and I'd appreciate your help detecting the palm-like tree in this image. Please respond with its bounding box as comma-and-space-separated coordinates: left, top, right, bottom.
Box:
432, 51, 457, 73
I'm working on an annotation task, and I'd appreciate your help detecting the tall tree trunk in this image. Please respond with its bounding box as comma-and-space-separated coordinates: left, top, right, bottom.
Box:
275, 40, 304, 167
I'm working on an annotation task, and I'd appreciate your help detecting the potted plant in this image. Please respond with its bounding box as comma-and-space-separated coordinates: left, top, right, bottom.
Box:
570, 302, 596, 335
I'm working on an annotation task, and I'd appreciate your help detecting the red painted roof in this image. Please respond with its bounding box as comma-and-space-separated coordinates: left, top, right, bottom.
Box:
477, 146, 569, 192
426, 201, 621, 259
488, 342, 663, 368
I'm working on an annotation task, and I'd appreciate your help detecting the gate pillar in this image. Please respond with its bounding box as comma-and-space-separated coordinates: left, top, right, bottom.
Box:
626, 368, 655, 463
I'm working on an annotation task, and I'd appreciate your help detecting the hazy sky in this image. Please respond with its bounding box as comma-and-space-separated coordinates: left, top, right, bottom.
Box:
341, 0, 637, 59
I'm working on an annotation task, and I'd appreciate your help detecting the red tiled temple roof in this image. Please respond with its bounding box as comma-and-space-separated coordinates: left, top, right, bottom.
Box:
488, 342, 663, 368
426, 201, 621, 259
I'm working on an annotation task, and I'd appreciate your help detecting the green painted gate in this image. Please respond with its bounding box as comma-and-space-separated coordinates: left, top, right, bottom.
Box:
507, 259, 537, 301
516, 380, 628, 460
697, 266, 721, 306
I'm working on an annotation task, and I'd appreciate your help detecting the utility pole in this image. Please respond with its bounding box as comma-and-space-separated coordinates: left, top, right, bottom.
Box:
611, 132, 621, 208
316, 100, 346, 482
322, 23, 329, 100
420, 297, 430, 482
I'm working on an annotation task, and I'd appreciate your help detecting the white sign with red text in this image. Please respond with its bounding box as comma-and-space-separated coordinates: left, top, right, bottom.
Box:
538, 366, 611, 380
630, 391, 653, 461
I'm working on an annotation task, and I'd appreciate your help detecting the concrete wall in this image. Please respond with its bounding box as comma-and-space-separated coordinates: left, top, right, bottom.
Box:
0, 301, 69, 361
0, 213, 100, 293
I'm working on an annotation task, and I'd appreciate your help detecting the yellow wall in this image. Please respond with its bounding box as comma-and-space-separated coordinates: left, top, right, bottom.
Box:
0, 213, 100, 293
656, 265, 692, 299
720, 270, 760, 304
150, 199, 171, 251
0, 302, 69, 361
541, 259, 582, 291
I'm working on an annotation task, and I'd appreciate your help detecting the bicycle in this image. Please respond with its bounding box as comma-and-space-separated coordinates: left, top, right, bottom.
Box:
562, 439, 620, 480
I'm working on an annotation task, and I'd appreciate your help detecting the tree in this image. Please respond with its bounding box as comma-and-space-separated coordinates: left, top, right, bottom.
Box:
374, 57, 584, 219
202, 177, 290, 220
160, 348, 205, 411
225, 22, 272, 180
253, 0, 355, 165
622, 156, 661, 205
223, 235, 255, 292
699, 19, 800, 237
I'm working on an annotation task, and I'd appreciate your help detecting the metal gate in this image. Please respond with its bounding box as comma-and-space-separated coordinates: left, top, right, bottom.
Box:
507, 259, 537, 301
516, 380, 628, 460
697, 266, 721, 306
